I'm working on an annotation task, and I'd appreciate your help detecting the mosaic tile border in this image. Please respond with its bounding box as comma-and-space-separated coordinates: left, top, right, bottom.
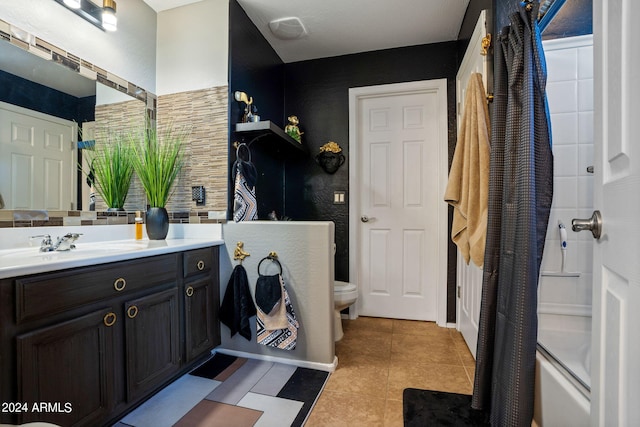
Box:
0, 210, 225, 228
0, 18, 156, 114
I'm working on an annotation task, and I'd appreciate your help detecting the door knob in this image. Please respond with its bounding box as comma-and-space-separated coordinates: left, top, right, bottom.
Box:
572, 210, 602, 239
361, 215, 373, 223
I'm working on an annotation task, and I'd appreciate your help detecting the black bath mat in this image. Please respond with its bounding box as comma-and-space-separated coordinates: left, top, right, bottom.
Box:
403, 388, 489, 426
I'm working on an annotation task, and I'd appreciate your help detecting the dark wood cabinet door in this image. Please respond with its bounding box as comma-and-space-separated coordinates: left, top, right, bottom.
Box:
16, 308, 116, 427
184, 276, 218, 362
124, 287, 180, 402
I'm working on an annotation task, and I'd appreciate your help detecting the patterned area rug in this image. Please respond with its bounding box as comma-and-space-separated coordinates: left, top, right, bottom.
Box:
117, 352, 329, 427
402, 389, 489, 426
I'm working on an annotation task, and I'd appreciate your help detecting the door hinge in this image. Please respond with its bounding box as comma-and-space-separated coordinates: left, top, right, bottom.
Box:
457, 285, 461, 298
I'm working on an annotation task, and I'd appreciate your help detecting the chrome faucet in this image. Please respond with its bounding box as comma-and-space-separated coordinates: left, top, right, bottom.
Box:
55, 233, 82, 251
31, 233, 82, 252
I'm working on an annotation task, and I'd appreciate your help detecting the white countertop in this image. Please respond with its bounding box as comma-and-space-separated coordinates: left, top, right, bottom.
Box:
0, 223, 223, 279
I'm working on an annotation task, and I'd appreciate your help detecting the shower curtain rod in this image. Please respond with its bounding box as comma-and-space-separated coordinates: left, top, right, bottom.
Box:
500, 0, 565, 35
536, 0, 567, 32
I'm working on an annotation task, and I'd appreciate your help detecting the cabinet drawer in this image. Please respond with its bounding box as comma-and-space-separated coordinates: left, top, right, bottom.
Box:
183, 248, 214, 278
16, 254, 178, 324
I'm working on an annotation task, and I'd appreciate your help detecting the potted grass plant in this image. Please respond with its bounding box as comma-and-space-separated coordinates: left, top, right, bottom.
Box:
130, 124, 188, 240
83, 131, 135, 211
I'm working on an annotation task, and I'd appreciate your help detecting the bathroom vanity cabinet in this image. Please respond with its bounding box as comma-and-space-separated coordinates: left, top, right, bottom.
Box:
0, 246, 220, 427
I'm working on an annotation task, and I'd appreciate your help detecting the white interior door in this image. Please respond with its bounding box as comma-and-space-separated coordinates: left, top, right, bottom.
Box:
349, 80, 448, 323
591, 1, 640, 425
0, 102, 76, 210
454, 9, 489, 358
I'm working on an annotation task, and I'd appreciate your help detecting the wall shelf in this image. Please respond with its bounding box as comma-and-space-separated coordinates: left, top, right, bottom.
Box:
235, 121, 308, 155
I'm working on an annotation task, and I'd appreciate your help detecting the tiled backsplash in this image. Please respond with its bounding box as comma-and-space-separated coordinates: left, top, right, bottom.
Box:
89, 87, 229, 215
93, 99, 148, 213
0, 210, 224, 228
158, 86, 229, 213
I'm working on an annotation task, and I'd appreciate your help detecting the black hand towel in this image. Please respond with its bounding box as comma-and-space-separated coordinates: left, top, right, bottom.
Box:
219, 264, 256, 340
255, 274, 282, 314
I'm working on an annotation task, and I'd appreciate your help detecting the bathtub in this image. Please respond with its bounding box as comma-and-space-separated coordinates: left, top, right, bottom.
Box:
533, 326, 591, 426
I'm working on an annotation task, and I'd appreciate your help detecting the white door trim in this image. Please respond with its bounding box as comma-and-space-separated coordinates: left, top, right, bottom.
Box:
348, 79, 449, 326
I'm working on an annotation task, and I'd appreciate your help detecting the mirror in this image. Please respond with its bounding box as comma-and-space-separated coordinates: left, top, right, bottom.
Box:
0, 33, 148, 211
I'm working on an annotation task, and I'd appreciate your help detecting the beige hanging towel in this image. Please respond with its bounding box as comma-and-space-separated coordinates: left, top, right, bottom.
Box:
444, 73, 491, 267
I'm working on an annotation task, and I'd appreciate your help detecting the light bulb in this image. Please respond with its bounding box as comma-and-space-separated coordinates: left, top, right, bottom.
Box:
102, 0, 117, 31
63, 0, 81, 9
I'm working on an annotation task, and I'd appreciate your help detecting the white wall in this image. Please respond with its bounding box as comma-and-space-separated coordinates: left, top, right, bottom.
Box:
0, 0, 157, 93
538, 35, 594, 330
219, 222, 336, 369
156, 0, 229, 95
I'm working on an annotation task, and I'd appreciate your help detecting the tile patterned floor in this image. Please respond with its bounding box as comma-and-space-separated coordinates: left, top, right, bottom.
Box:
114, 317, 474, 427
114, 352, 329, 427
305, 317, 475, 426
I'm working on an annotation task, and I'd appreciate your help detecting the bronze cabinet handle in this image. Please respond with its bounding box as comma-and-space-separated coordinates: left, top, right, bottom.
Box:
103, 312, 117, 327
127, 305, 138, 319
196, 260, 205, 271
186, 286, 194, 297
114, 277, 126, 291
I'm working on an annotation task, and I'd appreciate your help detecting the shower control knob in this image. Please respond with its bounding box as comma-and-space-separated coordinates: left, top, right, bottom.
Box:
572, 210, 602, 239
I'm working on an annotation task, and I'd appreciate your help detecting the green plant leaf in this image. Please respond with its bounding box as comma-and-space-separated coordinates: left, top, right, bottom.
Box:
81, 129, 135, 209
130, 122, 189, 208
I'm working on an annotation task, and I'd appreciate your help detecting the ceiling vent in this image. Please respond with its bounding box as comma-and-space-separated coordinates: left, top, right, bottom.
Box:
268, 17, 307, 40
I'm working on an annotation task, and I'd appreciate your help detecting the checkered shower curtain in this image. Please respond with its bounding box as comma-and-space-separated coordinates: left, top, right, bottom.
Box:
471, 1, 554, 426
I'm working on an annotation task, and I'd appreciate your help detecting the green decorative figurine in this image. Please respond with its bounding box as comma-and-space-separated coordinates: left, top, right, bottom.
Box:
285, 115, 303, 143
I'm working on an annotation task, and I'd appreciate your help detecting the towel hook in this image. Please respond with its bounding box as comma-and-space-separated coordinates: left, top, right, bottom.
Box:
234, 241, 250, 263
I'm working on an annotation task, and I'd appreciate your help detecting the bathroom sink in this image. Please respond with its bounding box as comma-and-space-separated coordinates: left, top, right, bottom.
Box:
0, 240, 152, 260
76, 241, 151, 252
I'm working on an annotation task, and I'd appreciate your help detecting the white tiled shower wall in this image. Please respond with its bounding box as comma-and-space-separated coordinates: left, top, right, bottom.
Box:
538, 35, 594, 333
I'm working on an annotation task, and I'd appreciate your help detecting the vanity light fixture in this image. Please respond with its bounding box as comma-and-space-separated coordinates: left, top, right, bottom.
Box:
53, 0, 117, 32
102, 0, 118, 32
63, 0, 81, 9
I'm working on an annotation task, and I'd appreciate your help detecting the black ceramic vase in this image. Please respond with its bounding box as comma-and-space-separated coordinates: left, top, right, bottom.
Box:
315, 151, 345, 174
146, 207, 169, 240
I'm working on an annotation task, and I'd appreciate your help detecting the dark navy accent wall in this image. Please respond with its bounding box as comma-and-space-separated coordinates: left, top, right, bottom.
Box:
228, 0, 287, 220
229, 0, 470, 321
0, 70, 95, 123
283, 42, 460, 307
494, 0, 591, 38
541, 0, 592, 39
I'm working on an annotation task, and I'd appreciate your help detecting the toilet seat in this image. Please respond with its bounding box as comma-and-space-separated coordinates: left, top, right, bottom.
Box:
334, 281, 358, 307
334, 281, 356, 293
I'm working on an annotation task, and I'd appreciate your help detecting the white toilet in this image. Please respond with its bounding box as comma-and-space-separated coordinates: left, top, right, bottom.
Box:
334, 280, 358, 341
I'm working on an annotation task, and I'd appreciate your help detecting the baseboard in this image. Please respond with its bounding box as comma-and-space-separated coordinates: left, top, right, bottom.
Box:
213, 348, 338, 373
